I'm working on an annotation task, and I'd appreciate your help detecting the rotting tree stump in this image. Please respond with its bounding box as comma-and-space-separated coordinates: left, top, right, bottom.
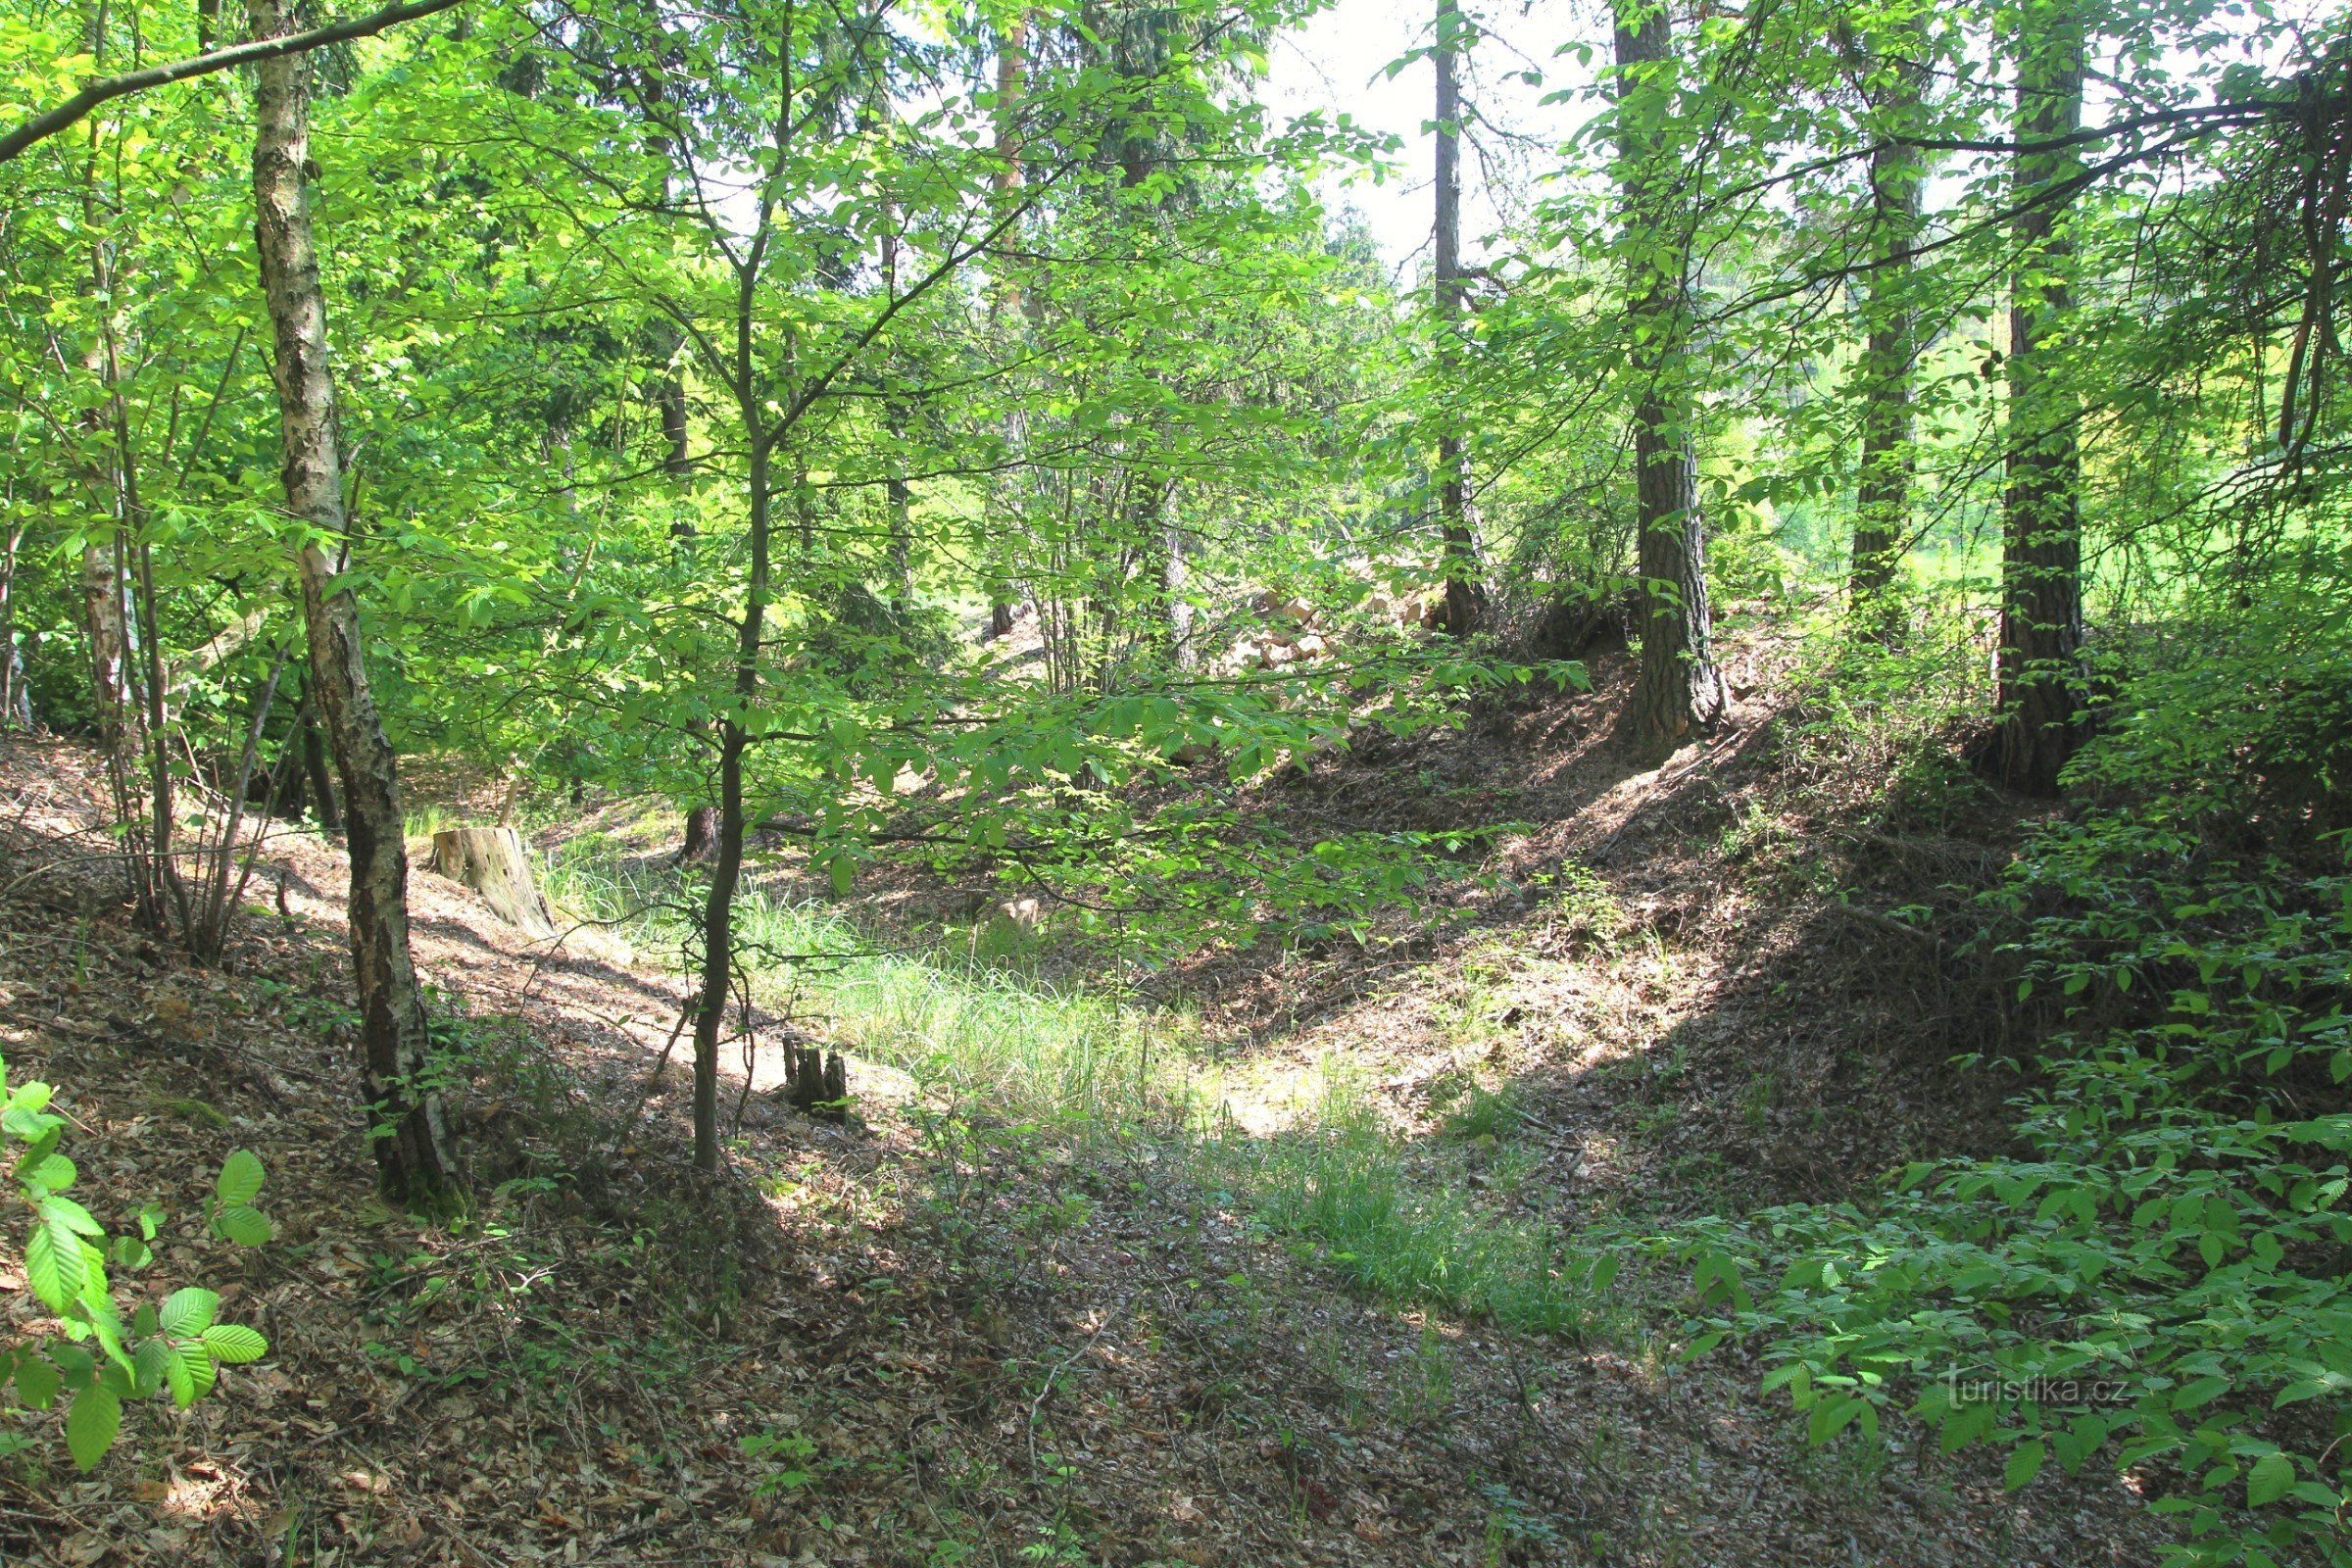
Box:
782, 1043, 849, 1121
429, 826, 558, 940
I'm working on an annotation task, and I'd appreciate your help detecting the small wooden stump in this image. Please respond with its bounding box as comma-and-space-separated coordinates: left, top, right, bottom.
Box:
430, 826, 558, 940
782, 1043, 849, 1121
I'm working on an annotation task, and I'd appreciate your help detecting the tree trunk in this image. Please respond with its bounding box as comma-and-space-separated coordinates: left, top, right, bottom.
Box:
1849, 25, 1926, 632
1613, 0, 1723, 754
1994, 1, 2085, 796
248, 0, 464, 1214
981, 11, 1029, 644
1163, 489, 1193, 669
302, 701, 342, 835
1432, 0, 1484, 637
679, 802, 715, 863
0, 520, 22, 731
688, 417, 773, 1174
79, 536, 141, 820
431, 826, 558, 939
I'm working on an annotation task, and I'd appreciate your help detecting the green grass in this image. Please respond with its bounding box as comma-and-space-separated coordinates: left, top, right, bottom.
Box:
540, 843, 1199, 1130
734, 893, 1200, 1129
1207, 1083, 1615, 1341
540, 837, 1621, 1341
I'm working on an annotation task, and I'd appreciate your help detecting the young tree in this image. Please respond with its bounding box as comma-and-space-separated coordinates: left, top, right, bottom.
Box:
1613, 0, 1723, 752
246, 0, 464, 1212
1993, 0, 2085, 794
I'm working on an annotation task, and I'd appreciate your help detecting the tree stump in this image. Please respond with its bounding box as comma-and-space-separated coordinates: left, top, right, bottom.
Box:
782, 1043, 849, 1121
678, 804, 716, 863
429, 826, 558, 940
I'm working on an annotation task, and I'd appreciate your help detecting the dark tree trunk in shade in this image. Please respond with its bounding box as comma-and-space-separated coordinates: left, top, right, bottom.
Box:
1612, 0, 1723, 753
1849, 27, 1927, 631
680, 802, 715, 863
302, 702, 342, 836
248, 0, 463, 1213
1995, 2, 2086, 796
688, 425, 771, 1173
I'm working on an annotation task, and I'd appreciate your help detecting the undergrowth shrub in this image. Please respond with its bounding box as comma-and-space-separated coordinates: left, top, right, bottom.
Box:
1668, 593, 2352, 1568
1, 1059, 272, 1471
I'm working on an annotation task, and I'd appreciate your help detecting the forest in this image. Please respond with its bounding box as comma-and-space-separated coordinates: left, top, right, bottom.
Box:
0, 0, 2346, 1560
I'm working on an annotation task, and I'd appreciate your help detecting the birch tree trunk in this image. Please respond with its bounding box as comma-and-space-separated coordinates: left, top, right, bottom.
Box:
1995, 0, 2086, 795
248, 0, 464, 1213
1613, 0, 1723, 754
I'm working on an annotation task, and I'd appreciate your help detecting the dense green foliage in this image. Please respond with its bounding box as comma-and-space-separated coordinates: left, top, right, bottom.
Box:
2, 0, 2351, 1555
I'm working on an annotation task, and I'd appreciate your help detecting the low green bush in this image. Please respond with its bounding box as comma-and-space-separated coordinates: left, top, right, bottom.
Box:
1, 1057, 273, 1470
1669, 597, 2352, 1568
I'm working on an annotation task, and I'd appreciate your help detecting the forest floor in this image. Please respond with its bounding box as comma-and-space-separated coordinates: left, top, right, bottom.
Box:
0, 618, 2186, 1567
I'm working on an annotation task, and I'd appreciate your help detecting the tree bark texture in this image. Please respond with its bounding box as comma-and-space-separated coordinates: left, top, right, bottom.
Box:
1613, 0, 1723, 753
248, 0, 464, 1213
688, 402, 772, 1171
1849, 26, 1927, 630
1995, 1, 2086, 795
302, 701, 342, 835
1432, 0, 1483, 637
431, 827, 558, 940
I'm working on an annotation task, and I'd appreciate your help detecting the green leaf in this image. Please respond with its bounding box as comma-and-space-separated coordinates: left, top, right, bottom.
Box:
24, 1216, 82, 1309
14, 1353, 61, 1409
2173, 1376, 2229, 1411
50, 1345, 94, 1388
1808, 1396, 1867, 1446
40, 1195, 102, 1237
200, 1324, 268, 1364
24, 1153, 74, 1190
158, 1289, 220, 1336
215, 1150, 265, 1209
177, 1344, 218, 1403
134, 1339, 172, 1400
64, 1384, 121, 1471
215, 1205, 271, 1247
2246, 1451, 2294, 1507
2004, 1439, 2046, 1491
160, 1344, 194, 1407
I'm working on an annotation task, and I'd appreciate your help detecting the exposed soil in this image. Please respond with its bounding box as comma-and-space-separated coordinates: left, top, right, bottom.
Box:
0, 634, 2181, 1567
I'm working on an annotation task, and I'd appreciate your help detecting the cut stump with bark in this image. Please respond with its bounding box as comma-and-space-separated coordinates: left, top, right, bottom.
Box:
430, 826, 557, 940
782, 1043, 849, 1121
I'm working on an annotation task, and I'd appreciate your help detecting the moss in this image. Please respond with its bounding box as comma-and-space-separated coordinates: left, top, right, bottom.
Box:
149, 1096, 230, 1128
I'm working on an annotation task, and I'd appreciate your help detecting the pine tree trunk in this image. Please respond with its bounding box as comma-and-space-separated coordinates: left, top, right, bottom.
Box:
1849, 29, 1926, 631
248, 0, 463, 1214
1995, 2, 2086, 795
1613, 0, 1723, 754
1432, 0, 1483, 637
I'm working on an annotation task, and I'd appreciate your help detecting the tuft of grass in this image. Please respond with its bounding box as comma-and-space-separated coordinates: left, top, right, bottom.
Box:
1439, 1079, 1526, 1141
1210, 1084, 1616, 1341
542, 844, 1200, 1131
728, 893, 1202, 1130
